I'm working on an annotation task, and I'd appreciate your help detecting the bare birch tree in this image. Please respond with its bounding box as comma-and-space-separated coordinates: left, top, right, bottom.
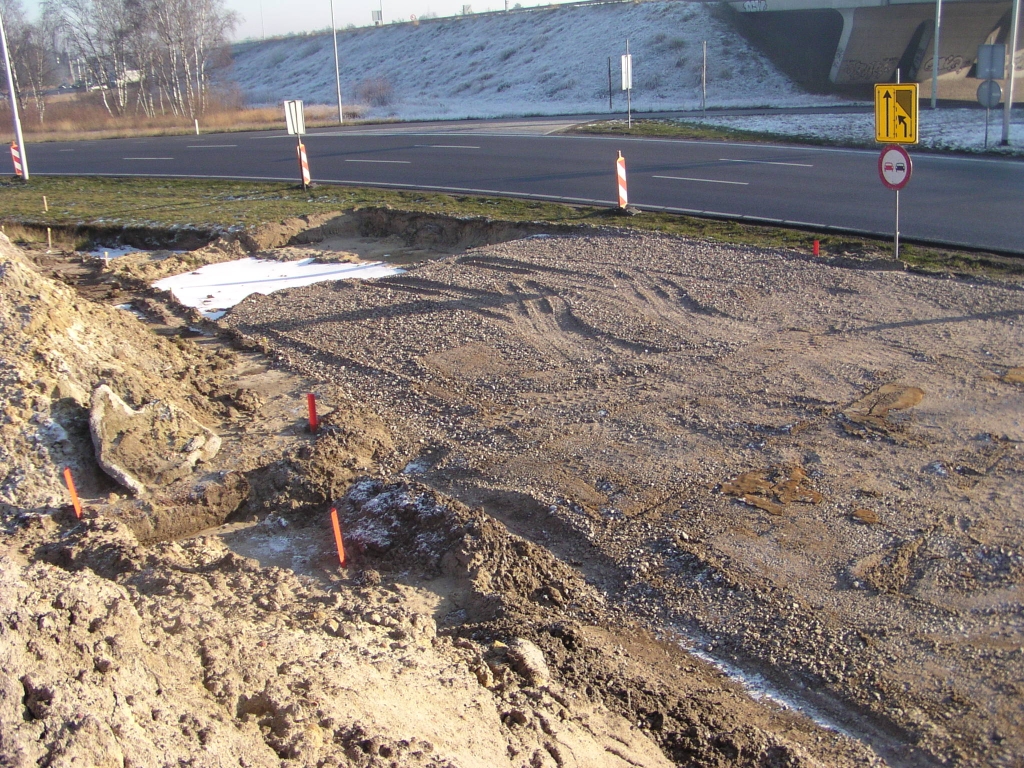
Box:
45, 0, 235, 118
0, 0, 28, 109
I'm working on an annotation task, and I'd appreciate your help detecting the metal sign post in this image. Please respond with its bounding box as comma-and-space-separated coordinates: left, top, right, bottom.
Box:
978, 79, 1002, 147
284, 100, 310, 190
977, 44, 1006, 149
874, 83, 918, 260
1002, 0, 1020, 146
878, 145, 913, 260
621, 40, 632, 129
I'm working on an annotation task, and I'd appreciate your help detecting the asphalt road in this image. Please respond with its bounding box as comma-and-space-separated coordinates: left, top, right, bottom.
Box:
24, 118, 1024, 254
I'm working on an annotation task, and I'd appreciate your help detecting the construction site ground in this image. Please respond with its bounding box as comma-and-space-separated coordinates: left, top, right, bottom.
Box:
2, 209, 1022, 767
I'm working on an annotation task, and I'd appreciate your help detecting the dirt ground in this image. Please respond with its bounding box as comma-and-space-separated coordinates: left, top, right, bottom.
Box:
2, 211, 1022, 767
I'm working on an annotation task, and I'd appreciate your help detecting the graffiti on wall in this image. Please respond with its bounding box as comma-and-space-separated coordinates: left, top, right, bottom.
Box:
838, 57, 899, 84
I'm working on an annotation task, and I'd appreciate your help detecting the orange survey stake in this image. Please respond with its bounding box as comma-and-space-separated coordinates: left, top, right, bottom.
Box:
330, 507, 347, 567
63, 467, 83, 519
307, 392, 319, 433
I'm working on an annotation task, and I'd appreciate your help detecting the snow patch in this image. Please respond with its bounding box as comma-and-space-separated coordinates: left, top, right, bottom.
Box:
152, 257, 404, 319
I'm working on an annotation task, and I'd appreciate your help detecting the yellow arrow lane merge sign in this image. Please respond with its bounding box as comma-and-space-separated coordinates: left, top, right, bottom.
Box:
875, 83, 918, 144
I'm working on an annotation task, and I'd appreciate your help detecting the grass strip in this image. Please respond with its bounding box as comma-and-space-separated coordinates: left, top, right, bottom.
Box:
0, 175, 1019, 280
566, 119, 875, 149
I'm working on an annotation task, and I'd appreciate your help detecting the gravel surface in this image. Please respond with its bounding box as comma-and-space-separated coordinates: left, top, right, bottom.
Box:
2, 229, 892, 768
222, 229, 1024, 766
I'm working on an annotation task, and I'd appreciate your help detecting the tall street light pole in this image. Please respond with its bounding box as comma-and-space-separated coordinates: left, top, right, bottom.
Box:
930, 0, 942, 108
330, 0, 343, 125
1003, 0, 1021, 145
0, 5, 27, 180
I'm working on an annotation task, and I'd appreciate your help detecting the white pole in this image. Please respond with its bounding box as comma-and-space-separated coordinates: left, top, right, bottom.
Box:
894, 189, 900, 260
625, 38, 631, 129
0, 7, 28, 180
330, 0, 343, 125
930, 0, 942, 108
1003, 0, 1021, 145
260, 0, 266, 40
702, 40, 707, 119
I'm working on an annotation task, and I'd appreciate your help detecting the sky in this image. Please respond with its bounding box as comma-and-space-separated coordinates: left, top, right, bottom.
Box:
18, 0, 581, 41
228, 0, 579, 41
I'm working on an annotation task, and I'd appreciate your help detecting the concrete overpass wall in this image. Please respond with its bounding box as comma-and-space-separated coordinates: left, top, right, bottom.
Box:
829, 2, 1008, 84
729, 0, 1022, 96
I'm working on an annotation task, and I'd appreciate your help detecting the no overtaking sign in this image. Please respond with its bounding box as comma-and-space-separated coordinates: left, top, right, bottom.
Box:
878, 145, 912, 190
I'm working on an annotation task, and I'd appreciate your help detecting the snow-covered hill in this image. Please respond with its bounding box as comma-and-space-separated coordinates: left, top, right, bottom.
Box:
223, 0, 834, 121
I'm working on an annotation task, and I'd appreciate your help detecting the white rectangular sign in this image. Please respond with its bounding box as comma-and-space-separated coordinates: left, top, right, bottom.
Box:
621, 54, 632, 91
977, 44, 1006, 81
284, 100, 305, 135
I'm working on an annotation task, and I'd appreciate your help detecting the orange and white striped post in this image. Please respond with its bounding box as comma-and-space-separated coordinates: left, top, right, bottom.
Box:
297, 143, 311, 190
10, 142, 23, 178
616, 151, 627, 209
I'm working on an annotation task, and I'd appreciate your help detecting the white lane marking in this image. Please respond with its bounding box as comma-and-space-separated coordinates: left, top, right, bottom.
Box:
238, 129, 1016, 166
187, 144, 237, 148
58, 149, 75, 152
413, 144, 481, 149
344, 159, 411, 164
719, 158, 812, 167
123, 157, 175, 160
653, 175, 749, 186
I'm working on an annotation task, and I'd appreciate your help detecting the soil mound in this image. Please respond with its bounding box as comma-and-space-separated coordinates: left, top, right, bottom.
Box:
0, 233, 220, 514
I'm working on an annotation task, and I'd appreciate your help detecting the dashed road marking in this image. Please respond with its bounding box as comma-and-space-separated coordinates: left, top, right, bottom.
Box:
652, 175, 749, 186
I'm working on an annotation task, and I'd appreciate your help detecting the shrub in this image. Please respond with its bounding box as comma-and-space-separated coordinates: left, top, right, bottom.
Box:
355, 77, 395, 107
298, 40, 321, 58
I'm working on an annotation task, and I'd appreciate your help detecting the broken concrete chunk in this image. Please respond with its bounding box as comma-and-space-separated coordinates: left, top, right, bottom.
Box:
722, 465, 822, 515
507, 637, 551, 686
89, 384, 221, 495
842, 383, 925, 436
852, 508, 880, 525
1004, 367, 1024, 385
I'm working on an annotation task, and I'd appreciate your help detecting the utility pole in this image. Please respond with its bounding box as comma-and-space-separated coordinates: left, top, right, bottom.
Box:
930, 0, 942, 108
607, 57, 612, 110
330, 0, 343, 125
1003, 0, 1021, 145
0, 6, 27, 180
